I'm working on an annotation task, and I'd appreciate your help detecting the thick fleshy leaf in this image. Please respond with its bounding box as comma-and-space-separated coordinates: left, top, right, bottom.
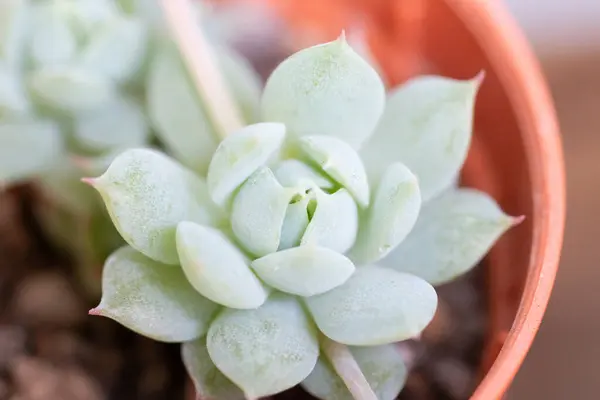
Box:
176, 221, 268, 309
360, 75, 482, 201
29, 4, 77, 67
382, 188, 520, 285
182, 338, 243, 400
301, 189, 358, 254
217, 46, 262, 124
147, 45, 219, 174
306, 266, 437, 345
29, 66, 116, 114
299, 135, 369, 207
279, 197, 310, 250
231, 167, 297, 257
0, 0, 26, 68
207, 293, 319, 398
62, 0, 120, 39
74, 98, 149, 152
350, 163, 421, 264
92, 246, 219, 342
261, 35, 385, 149
273, 159, 334, 191
251, 245, 355, 297
0, 120, 63, 184
73, 96, 148, 154
147, 44, 262, 175
207, 122, 285, 206
0, 65, 29, 119
79, 16, 148, 83
302, 344, 407, 400
89, 148, 225, 264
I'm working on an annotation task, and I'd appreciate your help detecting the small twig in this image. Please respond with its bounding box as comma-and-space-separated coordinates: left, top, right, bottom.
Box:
160, 0, 244, 139
320, 335, 377, 400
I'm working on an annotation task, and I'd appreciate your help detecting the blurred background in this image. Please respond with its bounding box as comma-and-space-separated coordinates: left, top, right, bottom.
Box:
504, 0, 600, 399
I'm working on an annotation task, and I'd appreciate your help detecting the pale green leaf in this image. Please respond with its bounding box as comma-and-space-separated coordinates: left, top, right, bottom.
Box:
29, 4, 77, 67
231, 167, 297, 257
61, 0, 120, 39
79, 16, 148, 83
261, 35, 385, 149
176, 221, 268, 309
306, 266, 437, 345
273, 159, 334, 191
147, 45, 219, 174
301, 189, 358, 254
89, 148, 225, 264
360, 75, 482, 201
251, 245, 355, 297
207, 293, 319, 398
182, 337, 244, 400
279, 197, 310, 251
0, 120, 63, 184
382, 188, 520, 285
302, 344, 407, 400
299, 135, 369, 207
217, 46, 262, 124
350, 163, 421, 264
207, 122, 285, 206
29, 66, 116, 114
93, 246, 219, 342
0, 64, 29, 119
0, 0, 27, 68
73, 96, 148, 154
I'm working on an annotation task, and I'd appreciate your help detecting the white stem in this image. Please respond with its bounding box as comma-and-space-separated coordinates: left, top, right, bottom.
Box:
160, 0, 244, 139
321, 336, 378, 400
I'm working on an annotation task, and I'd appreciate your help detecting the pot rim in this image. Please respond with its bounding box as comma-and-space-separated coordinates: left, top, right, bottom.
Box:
443, 1, 565, 398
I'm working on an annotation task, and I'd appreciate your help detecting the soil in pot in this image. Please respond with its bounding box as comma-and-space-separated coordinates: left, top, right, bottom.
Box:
0, 187, 487, 400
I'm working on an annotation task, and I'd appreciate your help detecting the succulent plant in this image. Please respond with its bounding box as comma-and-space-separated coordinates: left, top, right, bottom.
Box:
0, 0, 262, 293
84, 31, 522, 399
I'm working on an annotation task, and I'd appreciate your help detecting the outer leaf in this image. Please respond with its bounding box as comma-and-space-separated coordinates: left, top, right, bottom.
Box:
299, 135, 369, 207
207, 293, 319, 398
261, 35, 385, 149
350, 163, 421, 264
217, 46, 262, 124
92, 246, 219, 342
0, 0, 27, 68
231, 167, 296, 257
0, 64, 29, 119
302, 344, 407, 400
147, 45, 219, 174
279, 197, 310, 251
251, 245, 355, 297
29, 66, 116, 114
306, 266, 437, 345
79, 16, 148, 83
147, 44, 262, 175
182, 337, 244, 400
73, 96, 148, 153
89, 148, 225, 264
207, 122, 285, 206
0, 120, 62, 184
176, 221, 268, 309
273, 159, 334, 191
301, 189, 358, 254
382, 188, 520, 285
62, 0, 120, 39
360, 75, 482, 201
29, 4, 77, 67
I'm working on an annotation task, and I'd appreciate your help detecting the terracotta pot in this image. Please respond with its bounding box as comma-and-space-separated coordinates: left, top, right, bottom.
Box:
258, 0, 565, 399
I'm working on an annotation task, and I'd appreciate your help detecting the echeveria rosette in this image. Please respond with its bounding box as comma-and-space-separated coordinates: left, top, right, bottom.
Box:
86, 35, 522, 399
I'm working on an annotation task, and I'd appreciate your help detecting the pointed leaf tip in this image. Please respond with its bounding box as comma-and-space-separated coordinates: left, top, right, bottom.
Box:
80, 177, 97, 187
88, 307, 102, 316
